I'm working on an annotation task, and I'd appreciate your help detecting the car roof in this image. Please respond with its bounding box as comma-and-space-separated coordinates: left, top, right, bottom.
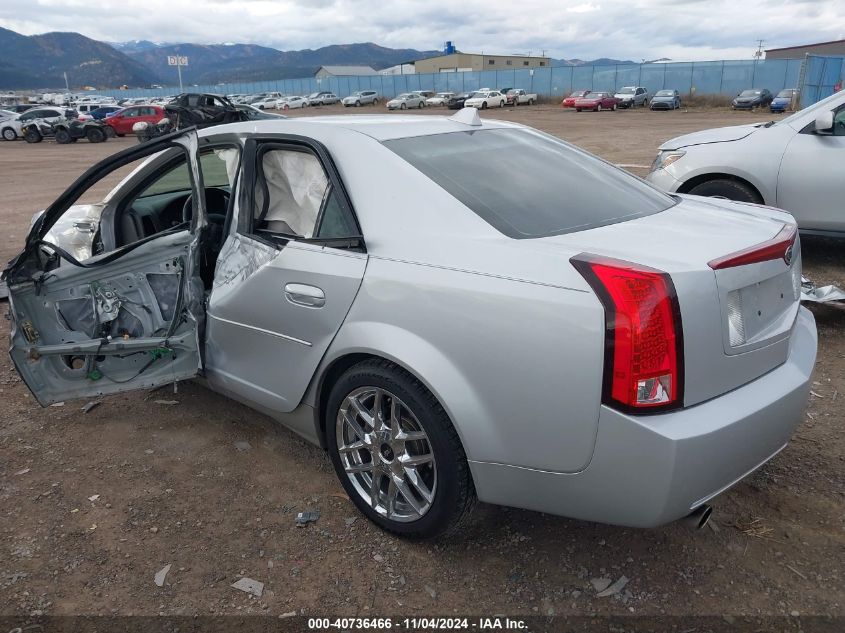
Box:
202, 113, 523, 142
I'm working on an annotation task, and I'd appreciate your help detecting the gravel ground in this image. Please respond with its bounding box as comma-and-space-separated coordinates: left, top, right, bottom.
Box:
0, 104, 843, 621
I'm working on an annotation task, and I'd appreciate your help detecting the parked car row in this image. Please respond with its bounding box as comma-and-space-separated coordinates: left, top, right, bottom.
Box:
559, 87, 800, 113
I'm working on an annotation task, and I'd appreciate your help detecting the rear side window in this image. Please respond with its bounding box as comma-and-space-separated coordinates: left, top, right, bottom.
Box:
384, 129, 676, 239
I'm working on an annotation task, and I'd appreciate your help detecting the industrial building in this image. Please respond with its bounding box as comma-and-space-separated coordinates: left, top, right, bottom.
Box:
414, 42, 550, 74
314, 65, 378, 79
765, 39, 845, 59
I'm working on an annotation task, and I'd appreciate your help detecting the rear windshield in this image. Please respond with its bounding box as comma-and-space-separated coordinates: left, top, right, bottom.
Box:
384, 129, 675, 239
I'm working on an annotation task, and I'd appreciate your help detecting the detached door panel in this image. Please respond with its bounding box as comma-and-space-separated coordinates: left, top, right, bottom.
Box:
9, 232, 201, 404
4, 129, 206, 405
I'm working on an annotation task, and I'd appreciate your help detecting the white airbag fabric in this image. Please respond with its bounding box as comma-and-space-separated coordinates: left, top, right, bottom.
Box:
259, 150, 328, 238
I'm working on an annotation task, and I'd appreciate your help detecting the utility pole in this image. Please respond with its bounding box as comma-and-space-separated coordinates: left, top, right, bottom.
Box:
63, 71, 69, 92
754, 40, 764, 59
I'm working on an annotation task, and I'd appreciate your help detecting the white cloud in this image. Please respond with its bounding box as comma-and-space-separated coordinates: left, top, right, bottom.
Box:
0, 0, 841, 62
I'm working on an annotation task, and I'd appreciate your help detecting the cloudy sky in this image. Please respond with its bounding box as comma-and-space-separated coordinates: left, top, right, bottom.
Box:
1, 0, 842, 61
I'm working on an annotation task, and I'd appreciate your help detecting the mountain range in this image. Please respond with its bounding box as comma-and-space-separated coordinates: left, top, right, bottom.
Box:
0, 26, 639, 90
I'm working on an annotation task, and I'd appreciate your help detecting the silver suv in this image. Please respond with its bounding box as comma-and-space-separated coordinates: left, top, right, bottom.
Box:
614, 86, 649, 108
342, 90, 380, 107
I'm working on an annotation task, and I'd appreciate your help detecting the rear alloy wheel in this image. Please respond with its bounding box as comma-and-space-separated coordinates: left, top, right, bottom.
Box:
612, 103, 618, 111
2, 127, 16, 141
400, 103, 407, 110
597, 104, 603, 112
688, 178, 761, 204
418, 101, 423, 109
355, 100, 361, 107
86, 127, 106, 143
327, 360, 476, 538
372, 99, 379, 106
55, 128, 72, 144
481, 102, 488, 110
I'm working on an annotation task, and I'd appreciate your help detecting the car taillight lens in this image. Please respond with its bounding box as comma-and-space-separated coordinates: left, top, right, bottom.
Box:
572, 255, 684, 413
707, 223, 797, 270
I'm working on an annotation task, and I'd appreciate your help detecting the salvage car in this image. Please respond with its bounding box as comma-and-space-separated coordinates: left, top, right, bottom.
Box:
561, 90, 591, 108
342, 91, 379, 107
4, 110, 817, 539
386, 93, 426, 110
650, 90, 681, 110
426, 92, 455, 107
731, 89, 773, 110
647, 89, 845, 235
770, 89, 798, 113
574, 92, 619, 112
506, 89, 537, 106
78, 106, 122, 121
614, 86, 649, 108
105, 106, 167, 137
277, 96, 309, 110
464, 90, 506, 109
446, 92, 474, 110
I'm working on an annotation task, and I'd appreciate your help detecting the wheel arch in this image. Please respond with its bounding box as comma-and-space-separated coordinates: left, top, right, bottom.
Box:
308, 327, 485, 463
676, 172, 765, 203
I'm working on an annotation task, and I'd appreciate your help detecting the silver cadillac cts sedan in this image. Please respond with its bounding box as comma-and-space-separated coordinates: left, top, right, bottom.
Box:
3, 108, 817, 538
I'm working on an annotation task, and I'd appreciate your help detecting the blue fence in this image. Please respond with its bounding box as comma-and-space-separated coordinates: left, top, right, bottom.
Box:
801, 54, 845, 106
96, 55, 842, 106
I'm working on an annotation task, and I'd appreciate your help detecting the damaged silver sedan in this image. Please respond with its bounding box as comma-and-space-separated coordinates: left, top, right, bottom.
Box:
4, 112, 816, 538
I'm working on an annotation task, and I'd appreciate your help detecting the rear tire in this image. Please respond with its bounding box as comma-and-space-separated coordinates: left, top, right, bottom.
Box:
400, 103, 407, 110
528, 99, 533, 105
688, 178, 761, 204
355, 101, 361, 107
597, 104, 603, 112
326, 359, 476, 539
575, 108, 581, 112
481, 102, 487, 110
612, 103, 617, 111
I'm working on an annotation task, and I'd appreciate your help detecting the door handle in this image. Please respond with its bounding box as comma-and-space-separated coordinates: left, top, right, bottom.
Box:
284, 283, 325, 308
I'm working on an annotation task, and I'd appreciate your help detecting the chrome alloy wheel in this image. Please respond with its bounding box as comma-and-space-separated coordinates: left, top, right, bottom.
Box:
336, 386, 437, 522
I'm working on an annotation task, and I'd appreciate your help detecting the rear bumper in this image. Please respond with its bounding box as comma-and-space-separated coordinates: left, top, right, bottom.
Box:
470, 307, 816, 527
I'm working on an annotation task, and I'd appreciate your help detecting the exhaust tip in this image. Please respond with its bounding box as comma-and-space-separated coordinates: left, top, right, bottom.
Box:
681, 504, 712, 530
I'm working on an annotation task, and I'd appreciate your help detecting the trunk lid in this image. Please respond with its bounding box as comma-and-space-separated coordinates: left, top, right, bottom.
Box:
544, 196, 802, 407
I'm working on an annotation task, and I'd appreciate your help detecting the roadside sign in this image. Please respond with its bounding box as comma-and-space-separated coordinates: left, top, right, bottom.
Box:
167, 56, 188, 66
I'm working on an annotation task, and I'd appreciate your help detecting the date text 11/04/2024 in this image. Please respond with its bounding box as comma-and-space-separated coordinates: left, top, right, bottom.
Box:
307, 617, 528, 630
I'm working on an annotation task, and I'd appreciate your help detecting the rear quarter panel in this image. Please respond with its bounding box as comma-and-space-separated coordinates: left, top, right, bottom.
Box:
321, 257, 605, 473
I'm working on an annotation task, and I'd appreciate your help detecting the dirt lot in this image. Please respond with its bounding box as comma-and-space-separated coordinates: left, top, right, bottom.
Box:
1, 105, 843, 621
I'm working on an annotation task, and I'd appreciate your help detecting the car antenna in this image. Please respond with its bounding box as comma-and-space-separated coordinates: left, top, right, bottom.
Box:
449, 107, 482, 127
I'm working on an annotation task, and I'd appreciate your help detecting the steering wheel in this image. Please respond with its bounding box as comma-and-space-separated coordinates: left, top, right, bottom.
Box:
181, 187, 231, 223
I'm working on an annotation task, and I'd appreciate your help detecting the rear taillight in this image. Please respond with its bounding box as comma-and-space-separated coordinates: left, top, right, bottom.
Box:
572, 254, 684, 414
707, 223, 797, 270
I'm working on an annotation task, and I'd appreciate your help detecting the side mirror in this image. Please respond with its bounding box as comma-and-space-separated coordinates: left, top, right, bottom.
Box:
814, 111, 835, 135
